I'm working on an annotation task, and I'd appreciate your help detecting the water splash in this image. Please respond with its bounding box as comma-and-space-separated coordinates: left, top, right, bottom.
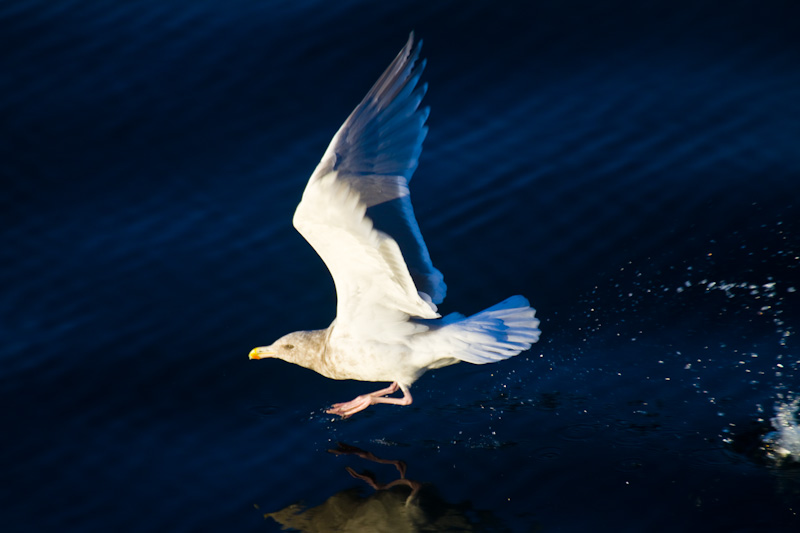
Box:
763, 397, 800, 463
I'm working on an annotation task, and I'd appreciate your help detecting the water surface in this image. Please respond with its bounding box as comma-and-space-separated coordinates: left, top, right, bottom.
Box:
3, 1, 800, 531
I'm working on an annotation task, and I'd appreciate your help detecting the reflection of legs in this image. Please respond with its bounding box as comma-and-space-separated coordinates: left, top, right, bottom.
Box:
345, 467, 421, 499
329, 442, 407, 478
326, 382, 413, 418
328, 443, 421, 503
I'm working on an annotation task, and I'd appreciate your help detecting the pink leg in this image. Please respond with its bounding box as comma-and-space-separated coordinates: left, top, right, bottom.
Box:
364, 382, 400, 398
326, 382, 413, 418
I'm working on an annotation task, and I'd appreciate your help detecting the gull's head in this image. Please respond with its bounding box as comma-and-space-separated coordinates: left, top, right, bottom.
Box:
249, 331, 314, 362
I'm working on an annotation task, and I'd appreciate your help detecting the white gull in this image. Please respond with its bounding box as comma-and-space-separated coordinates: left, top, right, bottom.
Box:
249, 33, 541, 417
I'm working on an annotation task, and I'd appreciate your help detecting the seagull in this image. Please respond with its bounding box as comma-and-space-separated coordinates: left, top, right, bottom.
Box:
249, 33, 541, 418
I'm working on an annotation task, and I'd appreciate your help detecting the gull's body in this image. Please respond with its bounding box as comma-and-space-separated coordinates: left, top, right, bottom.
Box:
249, 34, 541, 417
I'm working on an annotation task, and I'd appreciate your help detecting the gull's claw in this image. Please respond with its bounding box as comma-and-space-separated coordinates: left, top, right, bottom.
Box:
327, 395, 374, 418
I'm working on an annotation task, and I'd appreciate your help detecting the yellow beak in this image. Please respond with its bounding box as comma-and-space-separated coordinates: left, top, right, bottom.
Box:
250, 347, 276, 360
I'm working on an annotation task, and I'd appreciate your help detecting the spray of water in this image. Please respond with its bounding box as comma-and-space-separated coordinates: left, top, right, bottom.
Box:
763, 397, 800, 463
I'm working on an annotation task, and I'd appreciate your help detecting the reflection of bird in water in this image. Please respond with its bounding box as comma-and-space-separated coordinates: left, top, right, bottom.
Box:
261, 443, 512, 532
248, 33, 540, 418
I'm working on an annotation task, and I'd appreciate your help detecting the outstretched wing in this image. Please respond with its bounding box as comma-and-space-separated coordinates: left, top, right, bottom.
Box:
293, 33, 445, 340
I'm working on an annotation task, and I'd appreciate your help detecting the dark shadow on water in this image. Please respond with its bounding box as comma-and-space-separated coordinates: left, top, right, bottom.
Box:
260, 443, 523, 533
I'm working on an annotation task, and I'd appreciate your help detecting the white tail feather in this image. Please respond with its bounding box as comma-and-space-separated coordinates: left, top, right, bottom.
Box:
442, 295, 541, 364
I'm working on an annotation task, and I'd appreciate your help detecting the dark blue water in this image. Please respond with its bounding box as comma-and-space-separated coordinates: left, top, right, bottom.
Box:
3, 1, 800, 531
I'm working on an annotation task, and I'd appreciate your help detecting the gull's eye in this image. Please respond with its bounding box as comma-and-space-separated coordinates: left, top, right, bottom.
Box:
283, 344, 295, 350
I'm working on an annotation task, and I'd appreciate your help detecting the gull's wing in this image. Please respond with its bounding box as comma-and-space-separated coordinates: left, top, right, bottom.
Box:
293, 33, 445, 339
310, 32, 446, 305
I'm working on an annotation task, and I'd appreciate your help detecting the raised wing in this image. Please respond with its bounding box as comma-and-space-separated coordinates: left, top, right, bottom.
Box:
293, 33, 445, 339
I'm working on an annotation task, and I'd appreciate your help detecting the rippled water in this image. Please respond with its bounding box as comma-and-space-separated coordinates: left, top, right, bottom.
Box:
3, 1, 800, 531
